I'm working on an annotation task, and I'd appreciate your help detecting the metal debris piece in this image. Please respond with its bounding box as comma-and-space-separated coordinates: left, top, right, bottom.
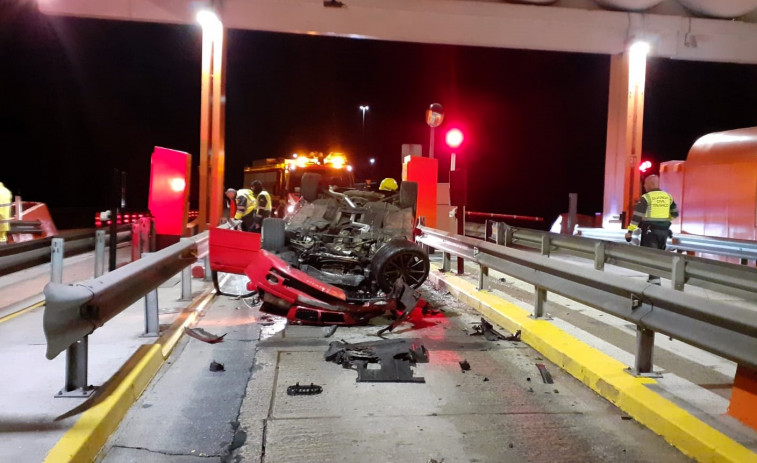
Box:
536, 363, 554, 384
185, 327, 227, 344
470, 317, 520, 342
324, 325, 338, 338
286, 382, 323, 396
209, 361, 225, 372
459, 360, 471, 372
324, 338, 428, 383
377, 280, 423, 337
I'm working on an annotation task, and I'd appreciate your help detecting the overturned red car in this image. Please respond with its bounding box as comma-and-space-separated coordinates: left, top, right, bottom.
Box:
208, 173, 430, 327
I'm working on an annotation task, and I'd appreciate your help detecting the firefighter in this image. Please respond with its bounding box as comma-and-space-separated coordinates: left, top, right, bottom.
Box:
233, 187, 257, 232
225, 188, 237, 219
251, 180, 272, 219
624, 174, 679, 284
0, 182, 10, 244
378, 177, 398, 194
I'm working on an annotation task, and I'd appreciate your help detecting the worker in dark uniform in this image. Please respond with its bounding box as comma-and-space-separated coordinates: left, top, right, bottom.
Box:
625, 174, 679, 285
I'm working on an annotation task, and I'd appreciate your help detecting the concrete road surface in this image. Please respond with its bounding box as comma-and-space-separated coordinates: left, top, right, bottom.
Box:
97, 277, 689, 463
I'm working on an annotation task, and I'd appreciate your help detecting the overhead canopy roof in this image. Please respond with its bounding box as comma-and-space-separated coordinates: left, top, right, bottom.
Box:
38, 0, 757, 64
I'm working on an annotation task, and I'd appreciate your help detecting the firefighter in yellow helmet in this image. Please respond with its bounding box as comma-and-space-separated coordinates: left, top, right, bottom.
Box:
378, 178, 398, 193
233, 187, 257, 232
0, 182, 10, 244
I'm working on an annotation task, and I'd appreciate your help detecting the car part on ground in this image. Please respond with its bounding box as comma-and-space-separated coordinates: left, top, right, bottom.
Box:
324, 338, 429, 383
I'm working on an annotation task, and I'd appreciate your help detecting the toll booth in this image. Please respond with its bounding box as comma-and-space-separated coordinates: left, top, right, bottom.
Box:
402, 155, 438, 228
660, 126, 757, 242
148, 147, 191, 249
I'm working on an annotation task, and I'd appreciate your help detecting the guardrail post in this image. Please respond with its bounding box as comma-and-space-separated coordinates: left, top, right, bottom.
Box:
204, 255, 212, 281
671, 255, 686, 291
594, 241, 606, 270
94, 230, 106, 277
131, 222, 141, 261
495, 222, 505, 246
56, 337, 95, 398
631, 326, 661, 377
533, 286, 547, 319
478, 264, 488, 290
504, 224, 514, 247
181, 266, 192, 301
51, 238, 64, 284
442, 252, 451, 273
144, 289, 160, 336
142, 251, 160, 336
540, 234, 551, 257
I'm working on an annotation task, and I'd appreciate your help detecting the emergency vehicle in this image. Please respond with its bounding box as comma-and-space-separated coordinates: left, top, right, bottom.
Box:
242, 152, 356, 217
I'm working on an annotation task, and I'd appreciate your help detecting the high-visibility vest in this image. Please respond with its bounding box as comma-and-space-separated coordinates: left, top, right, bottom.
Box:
641, 191, 675, 221
234, 189, 256, 219
256, 190, 272, 214
0, 183, 10, 234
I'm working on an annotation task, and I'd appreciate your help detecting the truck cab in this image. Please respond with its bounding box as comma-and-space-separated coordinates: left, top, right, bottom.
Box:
243, 152, 356, 217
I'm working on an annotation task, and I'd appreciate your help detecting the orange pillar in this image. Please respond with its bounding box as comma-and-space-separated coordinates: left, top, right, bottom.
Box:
729, 364, 757, 431
198, 15, 226, 231
402, 156, 438, 228
602, 44, 647, 229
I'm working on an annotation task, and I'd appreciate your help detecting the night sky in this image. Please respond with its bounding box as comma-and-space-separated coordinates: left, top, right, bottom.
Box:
3, 3, 757, 229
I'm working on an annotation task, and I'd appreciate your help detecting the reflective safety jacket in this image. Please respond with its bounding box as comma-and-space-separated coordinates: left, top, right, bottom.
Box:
0, 182, 11, 235
256, 190, 272, 215
234, 189, 256, 219
627, 189, 679, 232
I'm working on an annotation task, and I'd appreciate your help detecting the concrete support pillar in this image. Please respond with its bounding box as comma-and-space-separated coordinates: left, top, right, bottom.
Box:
603, 46, 647, 229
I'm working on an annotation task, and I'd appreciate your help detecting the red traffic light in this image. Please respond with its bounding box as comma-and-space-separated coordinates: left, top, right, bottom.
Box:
445, 128, 464, 149
638, 160, 652, 173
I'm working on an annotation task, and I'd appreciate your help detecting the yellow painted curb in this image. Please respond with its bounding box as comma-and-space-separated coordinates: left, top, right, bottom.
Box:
429, 265, 757, 463
0, 300, 44, 324
44, 288, 216, 463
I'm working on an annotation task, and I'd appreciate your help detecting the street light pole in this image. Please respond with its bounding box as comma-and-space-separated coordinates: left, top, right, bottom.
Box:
359, 105, 369, 159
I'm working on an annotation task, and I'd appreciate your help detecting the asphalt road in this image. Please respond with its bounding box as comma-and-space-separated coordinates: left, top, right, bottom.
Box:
97, 277, 690, 463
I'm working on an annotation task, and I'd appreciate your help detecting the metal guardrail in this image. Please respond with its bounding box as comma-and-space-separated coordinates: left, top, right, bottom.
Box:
416, 226, 757, 375
0, 225, 132, 277
42, 230, 209, 396
485, 222, 757, 300
575, 227, 757, 262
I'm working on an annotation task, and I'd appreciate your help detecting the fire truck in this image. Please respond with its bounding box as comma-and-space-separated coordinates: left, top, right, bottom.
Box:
242, 152, 356, 217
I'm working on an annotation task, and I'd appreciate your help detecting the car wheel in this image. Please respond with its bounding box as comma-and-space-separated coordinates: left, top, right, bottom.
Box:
301, 173, 322, 203
399, 181, 418, 215
261, 218, 286, 251
371, 238, 429, 292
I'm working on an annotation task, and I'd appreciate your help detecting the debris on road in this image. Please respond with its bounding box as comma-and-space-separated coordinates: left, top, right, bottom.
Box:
470, 317, 521, 342
286, 383, 323, 396
536, 363, 554, 384
459, 359, 471, 372
324, 325, 338, 338
324, 338, 428, 383
209, 361, 225, 372
185, 327, 227, 344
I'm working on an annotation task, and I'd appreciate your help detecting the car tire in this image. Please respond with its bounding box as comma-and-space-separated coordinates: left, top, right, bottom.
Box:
261, 218, 286, 251
370, 237, 429, 292
399, 181, 418, 215
301, 173, 322, 203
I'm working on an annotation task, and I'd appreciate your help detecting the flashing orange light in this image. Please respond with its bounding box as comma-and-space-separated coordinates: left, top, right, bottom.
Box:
638, 160, 652, 173
446, 129, 464, 149
324, 152, 348, 169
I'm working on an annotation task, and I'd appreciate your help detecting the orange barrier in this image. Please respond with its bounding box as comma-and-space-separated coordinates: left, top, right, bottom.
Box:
729, 365, 757, 431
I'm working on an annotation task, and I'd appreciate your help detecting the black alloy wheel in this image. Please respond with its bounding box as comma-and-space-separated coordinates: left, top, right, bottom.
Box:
370, 238, 430, 292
